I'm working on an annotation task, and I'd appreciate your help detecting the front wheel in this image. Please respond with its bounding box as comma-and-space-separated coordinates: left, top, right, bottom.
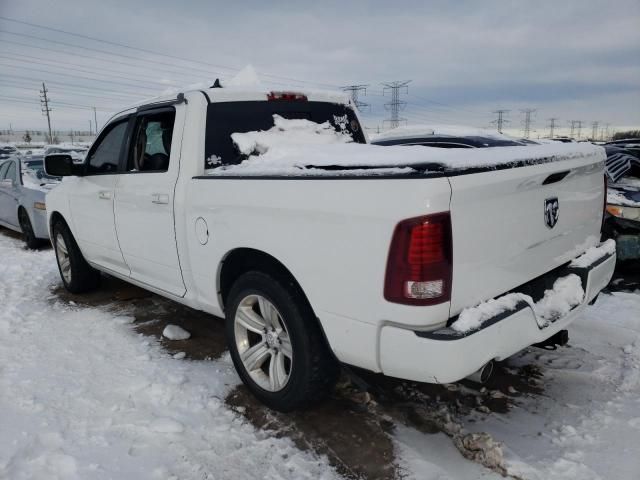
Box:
225, 271, 338, 411
52, 219, 101, 293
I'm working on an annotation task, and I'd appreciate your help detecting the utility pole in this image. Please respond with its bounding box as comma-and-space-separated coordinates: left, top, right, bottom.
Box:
89, 120, 92, 136
492, 109, 510, 133
382, 80, 411, 129
342, 84, 369, 111
591, 121, 599, 140
604, 123, 611, 141
547, 117, 559, 138
93, 106, 98, 133
520, 108, 536, 139
40, 82, 53, 143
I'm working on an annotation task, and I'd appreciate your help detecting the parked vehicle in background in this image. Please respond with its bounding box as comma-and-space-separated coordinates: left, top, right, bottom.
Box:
45, 88, 614, 411
0, 145, 22, 160
371, 125, 534, 148
0, 157, 59, 248
44, 145, 89, 164
605, 138, 640, 160
603, 145, 640, 261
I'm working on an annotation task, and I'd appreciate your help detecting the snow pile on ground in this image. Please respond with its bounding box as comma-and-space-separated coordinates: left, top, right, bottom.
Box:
451, 293, 530, 333
230, 115, 352, 158
162, 324, 191, 340
452, 274, 585, 333
535, 274, 584, 325
570, 239, 617, 268
209, 117, 605, 177
463, 291, 640, 480
0, 234, 339, 480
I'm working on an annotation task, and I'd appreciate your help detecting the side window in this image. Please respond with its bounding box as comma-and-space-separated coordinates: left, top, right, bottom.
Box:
86, 120, 129, 174
4, 162, 17, 182
0, 162, 8, 180
127, 109, 175, 172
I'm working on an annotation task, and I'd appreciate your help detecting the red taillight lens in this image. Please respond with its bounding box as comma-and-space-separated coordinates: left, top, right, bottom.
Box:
384, 212, 452, 306
267, 91, 308, 102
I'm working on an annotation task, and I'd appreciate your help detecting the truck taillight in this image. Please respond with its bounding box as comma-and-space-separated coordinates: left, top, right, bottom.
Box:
267, 91, 308, 102
384, 212, 452, 306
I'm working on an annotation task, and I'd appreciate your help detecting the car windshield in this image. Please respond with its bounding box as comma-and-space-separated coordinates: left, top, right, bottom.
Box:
22, 158, 61, 183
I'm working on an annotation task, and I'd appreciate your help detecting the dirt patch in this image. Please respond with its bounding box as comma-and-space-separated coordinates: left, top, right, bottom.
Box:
50, 274, 227, 360
227, 382, 398, 480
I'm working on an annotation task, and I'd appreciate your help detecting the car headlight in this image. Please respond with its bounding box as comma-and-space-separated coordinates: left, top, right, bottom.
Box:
607, 204, 640, 221
33, 201, 46, 211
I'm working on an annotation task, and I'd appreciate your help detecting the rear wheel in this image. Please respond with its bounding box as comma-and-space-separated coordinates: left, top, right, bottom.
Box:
52, 219, 101, 293
225, 271, 338, 411
18, 208, 40, 249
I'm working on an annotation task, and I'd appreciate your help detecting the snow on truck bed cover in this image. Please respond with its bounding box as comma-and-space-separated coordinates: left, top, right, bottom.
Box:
206, 116, 606, 177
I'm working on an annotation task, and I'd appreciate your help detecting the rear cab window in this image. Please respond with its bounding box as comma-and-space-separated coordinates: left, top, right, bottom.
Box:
204, 101, 365, 169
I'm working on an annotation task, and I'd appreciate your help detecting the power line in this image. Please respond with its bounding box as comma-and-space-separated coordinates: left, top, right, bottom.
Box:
0, 52, 183, 89
491, 109, 510, 133
520, 108, 536, 139
591, 121, 599, 140
40, 82, 53, 142
0, 61, 164, 92
342, 84, 369, 111
382, 80, 411, 129
0, 17, 341, 89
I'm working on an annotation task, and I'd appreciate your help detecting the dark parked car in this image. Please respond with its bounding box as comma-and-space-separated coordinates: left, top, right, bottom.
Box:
371, 125, 534, 148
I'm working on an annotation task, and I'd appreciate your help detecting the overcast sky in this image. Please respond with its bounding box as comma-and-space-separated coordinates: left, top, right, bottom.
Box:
1, 0, 639, 138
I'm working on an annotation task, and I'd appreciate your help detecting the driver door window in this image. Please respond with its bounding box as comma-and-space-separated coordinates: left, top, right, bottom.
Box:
86, 120, 129, 174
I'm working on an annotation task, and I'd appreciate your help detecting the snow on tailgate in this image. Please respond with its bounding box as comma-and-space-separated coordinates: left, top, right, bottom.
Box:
208, 116, 605, 176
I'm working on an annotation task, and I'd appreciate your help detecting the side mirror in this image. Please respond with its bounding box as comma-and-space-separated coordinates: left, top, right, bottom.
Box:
45, 154, 84, 177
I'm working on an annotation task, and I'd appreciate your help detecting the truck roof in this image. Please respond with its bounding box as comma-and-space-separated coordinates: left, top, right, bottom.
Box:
109, 87, 352, 123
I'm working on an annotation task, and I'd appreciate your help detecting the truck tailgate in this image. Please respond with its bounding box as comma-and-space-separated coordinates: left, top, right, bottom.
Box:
448, 145, 606, 315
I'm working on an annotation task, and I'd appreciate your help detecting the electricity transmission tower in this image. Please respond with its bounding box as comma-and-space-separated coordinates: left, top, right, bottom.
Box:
547, 117, 559, 138
491, 109, 510, 133
591, 121, 599, 140
93, 107, 98, 133
568, 120, 583, 139
342, 84, 369, 111
521, 108, 536, 139
40, 82, 53, 143
382, 80, 411, 129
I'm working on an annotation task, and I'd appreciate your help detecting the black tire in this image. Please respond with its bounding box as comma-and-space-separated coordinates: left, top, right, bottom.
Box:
52, 219, 101, 293
225, 271, 338, 412
18, 208, 41, 249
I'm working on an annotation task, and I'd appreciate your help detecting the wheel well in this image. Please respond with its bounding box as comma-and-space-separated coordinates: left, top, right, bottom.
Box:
49, 211, 67, 237
219, 248, 309, 309
218, 248, 336, 360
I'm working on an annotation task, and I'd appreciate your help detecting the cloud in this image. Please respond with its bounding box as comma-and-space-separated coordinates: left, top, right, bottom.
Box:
0, 0, 638, 132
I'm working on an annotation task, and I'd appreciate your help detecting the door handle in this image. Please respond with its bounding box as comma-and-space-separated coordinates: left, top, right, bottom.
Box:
98, 190, 112, 200
151, 193, 169, 205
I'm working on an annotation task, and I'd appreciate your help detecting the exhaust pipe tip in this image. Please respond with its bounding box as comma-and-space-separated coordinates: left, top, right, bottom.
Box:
465, 360, 494, 384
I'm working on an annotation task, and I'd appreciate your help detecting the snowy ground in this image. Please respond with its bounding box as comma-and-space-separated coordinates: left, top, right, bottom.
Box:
1, 229, 639, 480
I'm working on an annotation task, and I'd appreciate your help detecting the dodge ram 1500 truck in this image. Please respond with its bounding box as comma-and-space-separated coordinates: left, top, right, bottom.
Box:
44, 87, 616, 411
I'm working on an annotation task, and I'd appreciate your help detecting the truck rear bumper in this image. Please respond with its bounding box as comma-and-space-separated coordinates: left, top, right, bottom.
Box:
378, 250, 616, 384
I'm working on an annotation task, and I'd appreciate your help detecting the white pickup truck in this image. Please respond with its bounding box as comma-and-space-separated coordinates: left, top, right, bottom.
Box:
44, 87, 615, 411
